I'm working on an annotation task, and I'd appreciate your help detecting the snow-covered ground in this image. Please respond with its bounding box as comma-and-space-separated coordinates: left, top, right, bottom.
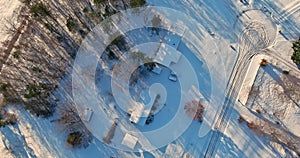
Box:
0, 0, 22, 48
0, 0, 299, 157
216, 62, 300, 158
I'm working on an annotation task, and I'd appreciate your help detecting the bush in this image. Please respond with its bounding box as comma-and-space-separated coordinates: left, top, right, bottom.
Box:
0, 120, 7, 127
238, 115, 246, 123
107, 50, 116, 60
291, 38, 300, 65
13, 51, 20, 59
83, 7, 89, 13
32, 66, 42, 73
94, 0, 107, 5
0, 112, 17, 127
66, 17, 78, 32
30, 3, 51, 17
24, 84, 41, 98
0, 84, 10, 91
255, 109, 262, 114
144, 57, 155, 71
44, 23, 55, 32
23, 83, 49, 98
260, 59, 268, 66
25, 101, 54, 118
283, 70, 289, 74
130, 0, 146, 8
23, 0, 31, 5
67, 131, 83, 147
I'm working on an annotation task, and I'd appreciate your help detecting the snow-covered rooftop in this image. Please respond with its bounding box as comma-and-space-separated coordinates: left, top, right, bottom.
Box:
121, 133, 138, 149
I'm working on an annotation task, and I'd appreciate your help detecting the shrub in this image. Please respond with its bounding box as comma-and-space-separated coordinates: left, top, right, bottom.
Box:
23, 0, 31, 5
0, 84, 10, 91
0, 112, 17, 127
255, 109, 262, 114
94, 0, 106, 5
282, 70, 289, 74
30, 3, 50, 17
0, 120, 7, 127
67, 131, 83, 147
238, 115, 246, 123
23, 83, 49, 98
83, 7, 89, 13
32, 66, 42, 73
25, 101, 55, 118
144, 57, 155, 71
130, 0, 146, 8
107, 50, 117, 60
44, 23, 55, 32
291, 38, 300, 65
66, 17, 78, 32
13, 51, 20, 59
110, 36, 129, 51
260, 59, 268, 66
24, 84, 41, 98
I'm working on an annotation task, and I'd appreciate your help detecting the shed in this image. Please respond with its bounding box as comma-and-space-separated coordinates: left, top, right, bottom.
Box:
121, 133, 138, 149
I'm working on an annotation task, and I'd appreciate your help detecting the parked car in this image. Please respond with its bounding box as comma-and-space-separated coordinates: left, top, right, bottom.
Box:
151, 64, 162, 74
168, 71, 177, 82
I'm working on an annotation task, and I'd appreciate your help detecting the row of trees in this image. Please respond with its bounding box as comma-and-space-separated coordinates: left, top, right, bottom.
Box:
1, 0, 147, 148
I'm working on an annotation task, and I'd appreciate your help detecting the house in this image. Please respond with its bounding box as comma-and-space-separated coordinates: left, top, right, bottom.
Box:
129, 92, 159, 126
129, 102, 145, 124
155, 43, 182, 67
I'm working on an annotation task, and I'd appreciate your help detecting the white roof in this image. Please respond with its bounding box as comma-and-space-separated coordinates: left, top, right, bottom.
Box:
121, 133, 138, 149
155, 43, 181, 66
129, 102, 144, 123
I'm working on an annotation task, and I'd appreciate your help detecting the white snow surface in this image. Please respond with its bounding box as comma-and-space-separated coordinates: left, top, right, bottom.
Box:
0, 0, 22, 47
1, 0, 300, 157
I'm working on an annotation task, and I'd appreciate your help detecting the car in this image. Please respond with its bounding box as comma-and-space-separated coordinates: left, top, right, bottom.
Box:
151, 64, 162, 74
83, 108, 93, 122
168, 71, 177, 82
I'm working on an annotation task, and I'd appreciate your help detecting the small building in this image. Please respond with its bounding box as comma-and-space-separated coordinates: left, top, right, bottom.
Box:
121, 133, 138, 149
156, 44, 182, 67
129, 102, 145, 124
165, 143, 184, 157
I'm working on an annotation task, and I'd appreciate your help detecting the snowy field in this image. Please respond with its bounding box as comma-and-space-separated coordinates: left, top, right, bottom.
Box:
216, 61, 300, 158
1, 0, 300, 157
0, 0, 22, 48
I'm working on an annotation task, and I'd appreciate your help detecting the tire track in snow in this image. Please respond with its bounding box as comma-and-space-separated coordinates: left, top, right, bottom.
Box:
204, 21, 273, 158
